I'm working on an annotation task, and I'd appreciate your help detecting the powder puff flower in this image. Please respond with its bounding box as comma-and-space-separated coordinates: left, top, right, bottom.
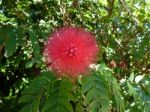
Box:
43, 26, 99, 78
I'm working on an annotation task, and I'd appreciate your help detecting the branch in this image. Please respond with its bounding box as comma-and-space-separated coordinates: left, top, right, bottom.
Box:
107, 0, 115, 16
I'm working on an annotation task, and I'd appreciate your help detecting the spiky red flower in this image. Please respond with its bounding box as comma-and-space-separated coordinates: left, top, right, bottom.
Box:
43, 26, 99, 78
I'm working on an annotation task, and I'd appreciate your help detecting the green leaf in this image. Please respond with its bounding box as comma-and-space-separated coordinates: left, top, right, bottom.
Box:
127, 80, 150, 112
0, 25, 17, 57
19, 71, 56, 112
20, 104, 32, 112
97, 63, 125, 112
81, 73, 110, 112
85, 87, 97, 103
81, 76, 94, 94
19, 95, 35, 103
28, 29, 40, 56
43, 79, 74, 112
4, 34, 17, 57
25, 60, 34, 69
16, 26, 25, 46
107, 74, 125, 112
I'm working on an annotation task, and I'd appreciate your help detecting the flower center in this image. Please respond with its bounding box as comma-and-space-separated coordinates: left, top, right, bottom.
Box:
65, 44, 78, 58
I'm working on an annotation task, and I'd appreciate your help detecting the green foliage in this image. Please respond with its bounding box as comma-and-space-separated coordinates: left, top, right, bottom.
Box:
81, 64, 125, 112
19, 71, 74, 112
82, 73, 110, 112
43, 79, 74, 112
0, 0, 150, 112
0, 25, 17, 57
127, 75, 150, 112
99, 64, 125, 112
19, 71, 56, 112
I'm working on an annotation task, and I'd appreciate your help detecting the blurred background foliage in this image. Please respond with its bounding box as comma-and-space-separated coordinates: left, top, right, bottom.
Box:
0, 0, 150, 112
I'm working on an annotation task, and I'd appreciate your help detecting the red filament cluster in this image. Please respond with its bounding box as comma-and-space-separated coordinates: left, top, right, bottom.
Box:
43, 26, 99, 78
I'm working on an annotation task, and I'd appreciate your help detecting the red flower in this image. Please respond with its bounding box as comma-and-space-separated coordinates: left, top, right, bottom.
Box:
109, 60, 117, 69
119, 61, 126, 69
43, 26, 99, 78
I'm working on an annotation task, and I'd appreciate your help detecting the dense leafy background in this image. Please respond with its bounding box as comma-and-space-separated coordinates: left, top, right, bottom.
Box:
0, 0, 150, 112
